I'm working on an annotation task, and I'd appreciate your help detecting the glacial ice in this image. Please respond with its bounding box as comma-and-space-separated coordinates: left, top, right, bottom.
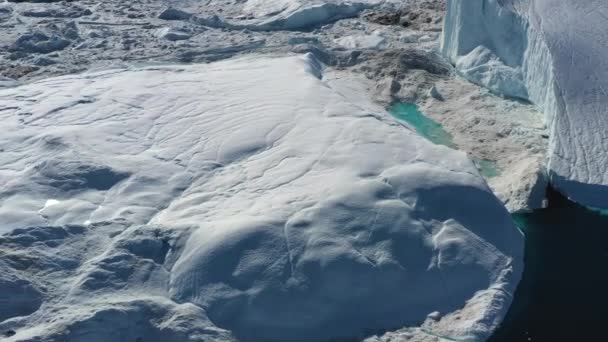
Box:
239, 0, 381, 30
191, 0, 381, 32
0, 54, 523, 341
454, 45, 528, 100
334, 30, 388, 50
442, 0, 608, 208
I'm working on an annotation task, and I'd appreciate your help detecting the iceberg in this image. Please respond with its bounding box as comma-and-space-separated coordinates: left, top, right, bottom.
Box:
0, 54, 523, 341
240, 0, 379, 30
442, 0, 608, 208
193, 0, 381, 31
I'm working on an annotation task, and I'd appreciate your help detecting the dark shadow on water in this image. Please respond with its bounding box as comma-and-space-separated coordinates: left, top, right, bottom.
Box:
490, 186, 608, 342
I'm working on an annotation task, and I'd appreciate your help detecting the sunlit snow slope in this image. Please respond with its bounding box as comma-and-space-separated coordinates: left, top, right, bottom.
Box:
0, 54, 523, 341
442, 0, 608, 208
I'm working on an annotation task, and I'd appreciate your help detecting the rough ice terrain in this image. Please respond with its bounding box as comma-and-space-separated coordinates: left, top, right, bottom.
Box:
443, 0, 608, 208
0, 53, 524, 341
0, 0, 535, 340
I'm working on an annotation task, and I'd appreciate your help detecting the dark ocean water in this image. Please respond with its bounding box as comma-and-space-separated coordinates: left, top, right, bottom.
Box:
490, 187, 608, 342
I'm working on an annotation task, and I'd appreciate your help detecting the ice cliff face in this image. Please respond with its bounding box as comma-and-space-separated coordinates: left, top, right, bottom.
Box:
442, 0, 608, 208
0, 54, 523, 341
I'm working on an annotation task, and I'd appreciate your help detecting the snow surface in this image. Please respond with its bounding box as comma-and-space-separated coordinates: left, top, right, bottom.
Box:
0, 54, 523, 341
442, 0, 608, 208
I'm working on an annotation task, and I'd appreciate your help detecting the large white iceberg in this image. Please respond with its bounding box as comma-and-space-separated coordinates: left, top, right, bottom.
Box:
442, 0, 608, 208
0, 55, 522, 341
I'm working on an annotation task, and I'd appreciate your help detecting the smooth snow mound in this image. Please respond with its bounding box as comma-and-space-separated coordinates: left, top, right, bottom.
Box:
0, 54, 522, 341
443, 0, 608, 208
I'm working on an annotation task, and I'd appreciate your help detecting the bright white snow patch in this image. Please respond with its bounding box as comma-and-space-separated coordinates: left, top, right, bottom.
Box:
42, 199, 60, 210
0, 54, 522, 341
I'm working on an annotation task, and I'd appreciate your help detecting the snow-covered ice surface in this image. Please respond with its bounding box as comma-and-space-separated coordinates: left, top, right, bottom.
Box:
0, 53, 524, 341
0, 0, 540, 340
442, 0, 608, 208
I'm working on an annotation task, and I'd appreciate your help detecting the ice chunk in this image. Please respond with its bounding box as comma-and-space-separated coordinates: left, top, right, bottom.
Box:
11, 32, 70, 54
156, 27, 192, 41
158, 7, 193, 21
196, 0, 381, 31
455, 46, 528, 100
0, 55, 522, 341
334, 30, 388, 50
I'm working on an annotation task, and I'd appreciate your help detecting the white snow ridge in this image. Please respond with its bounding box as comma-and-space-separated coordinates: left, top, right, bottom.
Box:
0, 54, 523, 341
